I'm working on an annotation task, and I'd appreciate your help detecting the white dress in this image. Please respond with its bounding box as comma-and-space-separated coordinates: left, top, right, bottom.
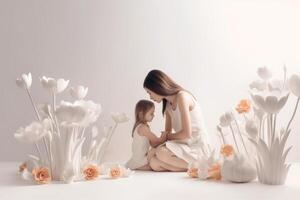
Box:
165, 97, 211, 163
126, 124, 150, 169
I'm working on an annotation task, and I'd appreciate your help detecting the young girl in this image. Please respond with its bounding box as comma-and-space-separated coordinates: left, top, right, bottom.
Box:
126, 100, 167, 170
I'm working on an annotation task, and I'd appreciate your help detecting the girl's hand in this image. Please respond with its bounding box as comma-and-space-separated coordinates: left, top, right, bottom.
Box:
160, 131, 168, 142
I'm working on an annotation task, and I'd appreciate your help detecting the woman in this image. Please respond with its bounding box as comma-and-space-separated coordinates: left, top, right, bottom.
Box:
143, 69, 211, 172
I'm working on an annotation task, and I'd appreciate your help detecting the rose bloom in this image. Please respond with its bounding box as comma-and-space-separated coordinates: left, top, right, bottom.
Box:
19, 162, 27, 173
187, 168, 199, 178
236, 99, 251, 114
220, 144, 234, 157
208, 163, 221, 180
83, 164, 100, 180
32, 167, 51, 184
109, 167, 122, 179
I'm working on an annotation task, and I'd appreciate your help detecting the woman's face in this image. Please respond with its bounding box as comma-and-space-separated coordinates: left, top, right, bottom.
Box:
145, 88, 164, 103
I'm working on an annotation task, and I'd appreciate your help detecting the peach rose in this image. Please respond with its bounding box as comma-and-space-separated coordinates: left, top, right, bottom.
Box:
83, 164, 100, 180
109, 166, 122, 179
32, 167, 51, 184
19, 162, 27, 173
220, 144, 234, 157
236, 99, 251, 114
187, 168, 199, 178
208, 163, 221, 180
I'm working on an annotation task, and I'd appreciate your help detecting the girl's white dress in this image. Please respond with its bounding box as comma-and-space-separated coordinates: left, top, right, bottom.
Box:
126, 124, 150, 169
165, 97, 211, 163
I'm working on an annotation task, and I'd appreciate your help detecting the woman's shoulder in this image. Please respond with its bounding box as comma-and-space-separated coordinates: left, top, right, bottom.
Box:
176, 90, 197, 110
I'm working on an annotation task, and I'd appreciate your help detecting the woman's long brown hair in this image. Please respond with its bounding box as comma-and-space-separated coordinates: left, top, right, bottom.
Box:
132, 100, 155, 137
143, 69, 184, 114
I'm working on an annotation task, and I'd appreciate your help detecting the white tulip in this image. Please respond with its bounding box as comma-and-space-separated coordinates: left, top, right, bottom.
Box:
14, 119, 51, 143
111, 112, 130, 123
55, 101, 87, 126
249, 80, 267, 91
40, 76, 69, 94
75, 100, 102, 127
251, 92, 289, 114
38, 103, 52, 119
70, 86, 88, 100
56, 100, 101, 127
257, 66, 272, 81
268, 79, 287, 92
289, 74, 300, 97
219, 112, 233, 127
16, 73, 32, 89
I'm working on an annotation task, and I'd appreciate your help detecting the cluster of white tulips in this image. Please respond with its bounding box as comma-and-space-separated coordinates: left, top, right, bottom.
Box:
15, 73, 130, 184
215, 66, 300, 185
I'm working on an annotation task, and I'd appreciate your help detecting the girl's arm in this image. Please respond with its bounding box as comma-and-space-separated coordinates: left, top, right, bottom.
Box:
137, 124, 166, 147
167, 92, 192, 141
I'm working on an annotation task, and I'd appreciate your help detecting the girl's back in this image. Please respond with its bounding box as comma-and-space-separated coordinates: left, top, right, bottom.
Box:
126, 124, 150, 169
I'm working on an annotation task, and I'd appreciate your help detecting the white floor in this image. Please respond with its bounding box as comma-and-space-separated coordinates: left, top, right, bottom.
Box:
1, 162, 300, 200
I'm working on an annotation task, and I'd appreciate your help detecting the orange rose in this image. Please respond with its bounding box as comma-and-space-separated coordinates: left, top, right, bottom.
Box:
32, 167, 51, 184
187, 168, 199, 178
83, 164, 100, 180
19, 162, 27, 173
236, 99, 251, 114
208, 163, 221, 180
109, 167, 122, 179
220, 144, 234, 157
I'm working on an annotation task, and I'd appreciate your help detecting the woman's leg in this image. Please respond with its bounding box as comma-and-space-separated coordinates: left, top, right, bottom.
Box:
136, 164, 152, 171
149, 156, 186, 172
155, 146, 188, 170
147, 147, 157, 162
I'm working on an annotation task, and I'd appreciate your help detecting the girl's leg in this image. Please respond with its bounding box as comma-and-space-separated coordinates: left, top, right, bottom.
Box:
155, 146, 188, 170
149, 156, 186, 172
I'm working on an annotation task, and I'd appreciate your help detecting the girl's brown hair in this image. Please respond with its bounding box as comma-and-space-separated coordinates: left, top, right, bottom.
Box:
132, 100, 155, 136
143, 69, 184, 114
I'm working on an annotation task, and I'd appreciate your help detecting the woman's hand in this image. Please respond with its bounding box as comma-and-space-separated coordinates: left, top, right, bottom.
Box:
160, 131, 168, 142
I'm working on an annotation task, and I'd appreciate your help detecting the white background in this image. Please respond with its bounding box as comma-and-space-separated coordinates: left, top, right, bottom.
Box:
1, 0, 300, 163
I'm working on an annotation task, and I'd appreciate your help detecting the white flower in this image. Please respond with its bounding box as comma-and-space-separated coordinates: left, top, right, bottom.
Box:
14, 119, 51, 143
56, 100, 101, 127
38, 103, 52, 119
251, 92, 289, 114
245, 118, 258, 139
111, 112, 130, 123
75, 100, 102, 127
40, 76, 69, 94
249, 80, 267, 91
55, 101, 87, 126
16, 73, 32, 89
257, 66, 272, 81
219, 112, 233, 127
70, 86, 88, 100
268, 79, 287, 92
289, 74, 300, 97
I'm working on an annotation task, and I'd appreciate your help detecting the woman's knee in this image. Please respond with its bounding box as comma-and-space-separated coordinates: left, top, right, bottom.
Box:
149, 157, 165, 172
156, 146, 172, 162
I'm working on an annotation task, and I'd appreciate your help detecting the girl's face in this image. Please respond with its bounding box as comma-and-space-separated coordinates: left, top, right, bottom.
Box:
145, 88, 164, 103
144, 107, 155, 122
